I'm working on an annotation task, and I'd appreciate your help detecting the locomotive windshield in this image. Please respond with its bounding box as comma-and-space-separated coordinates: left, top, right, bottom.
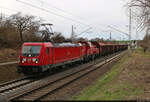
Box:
22, 46, 41, 56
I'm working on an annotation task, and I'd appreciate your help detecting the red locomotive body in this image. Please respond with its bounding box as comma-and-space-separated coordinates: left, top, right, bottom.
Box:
52, 43, 85, 64
18, 42, 86, 74
79, 41, 99, 61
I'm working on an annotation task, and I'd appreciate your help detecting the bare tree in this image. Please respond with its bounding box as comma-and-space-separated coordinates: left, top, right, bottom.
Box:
51, 32, 65, 43
0, 12, 43, 47
10, 12, 40, 42
127, 0, 150, 31
128, 0, 150, 51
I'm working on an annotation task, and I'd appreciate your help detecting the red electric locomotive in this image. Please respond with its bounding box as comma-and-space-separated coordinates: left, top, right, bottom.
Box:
18, 42, 86, 74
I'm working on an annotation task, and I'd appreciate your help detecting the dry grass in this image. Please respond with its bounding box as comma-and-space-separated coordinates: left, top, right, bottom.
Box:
0, 48, 20, 63
0, 64, 24, 84
0, 47, 23, 84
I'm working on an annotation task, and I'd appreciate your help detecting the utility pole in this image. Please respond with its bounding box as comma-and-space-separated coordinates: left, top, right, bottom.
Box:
71, 25, 74, 43
129, 8, 132, 40
102, 30, 112, 41
110, 32, 112, 41
0, 13, 2, 19
136, 28, 138, 40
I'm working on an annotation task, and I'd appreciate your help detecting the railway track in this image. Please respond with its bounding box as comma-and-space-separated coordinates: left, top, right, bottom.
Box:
0, 51, 127, 102
0, 77, 36, 94
0, 61, 19, 66
0, 77, 28, 88
15, 53, 124, 101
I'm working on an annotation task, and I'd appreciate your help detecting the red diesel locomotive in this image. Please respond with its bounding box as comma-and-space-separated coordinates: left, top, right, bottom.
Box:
18, 41, 127, 74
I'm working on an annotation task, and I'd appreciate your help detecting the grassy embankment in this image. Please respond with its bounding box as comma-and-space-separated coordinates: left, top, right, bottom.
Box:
0, 48, 24, 84
72, 47, 150, 100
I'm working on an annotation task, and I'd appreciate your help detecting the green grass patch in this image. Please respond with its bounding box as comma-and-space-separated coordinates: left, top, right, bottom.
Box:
132, 46, 150, 57
72, 51, 143, 100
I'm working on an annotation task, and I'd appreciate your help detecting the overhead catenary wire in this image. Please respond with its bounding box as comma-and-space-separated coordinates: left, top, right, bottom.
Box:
34, 0, 85, 20
77, 27, 92, 36
16, 0, 91, 27
0, 6, 73, 33
108, 25, 129, 36
0, 6, 127, 40
2, 0, 126, 40
15, 0, 109, 38
0, 6, 74, 28
15, 0, 109, 35
0, 5, 92, 38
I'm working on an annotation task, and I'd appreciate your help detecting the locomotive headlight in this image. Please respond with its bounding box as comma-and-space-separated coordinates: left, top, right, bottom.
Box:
35, 58, 39, 64
22, 58, 26, 62
32, 58, 36, 62
21, 58, 26, 63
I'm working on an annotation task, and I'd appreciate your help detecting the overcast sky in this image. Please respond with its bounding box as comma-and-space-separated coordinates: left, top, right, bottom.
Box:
0, 0, 145, 40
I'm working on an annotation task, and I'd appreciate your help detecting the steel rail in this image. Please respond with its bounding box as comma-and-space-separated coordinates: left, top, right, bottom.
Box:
8, 52, 118, 101
0, 79, 35, 94
12, 51, 126, 101
34, 52, 125, 101
0, 77, 28, 88
0, 61, 19, 66
0, 50, 127, 101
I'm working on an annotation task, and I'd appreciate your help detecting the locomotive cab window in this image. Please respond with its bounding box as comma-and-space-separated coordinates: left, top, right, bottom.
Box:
22, 46, 41, 56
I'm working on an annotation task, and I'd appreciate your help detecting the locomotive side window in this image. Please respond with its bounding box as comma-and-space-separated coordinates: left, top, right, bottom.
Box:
46, 48, 49, 54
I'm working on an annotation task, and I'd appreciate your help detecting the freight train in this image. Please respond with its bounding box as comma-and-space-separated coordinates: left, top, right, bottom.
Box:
17, 41, 128, 74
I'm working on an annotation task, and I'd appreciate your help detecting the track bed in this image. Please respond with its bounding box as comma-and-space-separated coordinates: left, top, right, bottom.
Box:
0, 51, 127, 101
